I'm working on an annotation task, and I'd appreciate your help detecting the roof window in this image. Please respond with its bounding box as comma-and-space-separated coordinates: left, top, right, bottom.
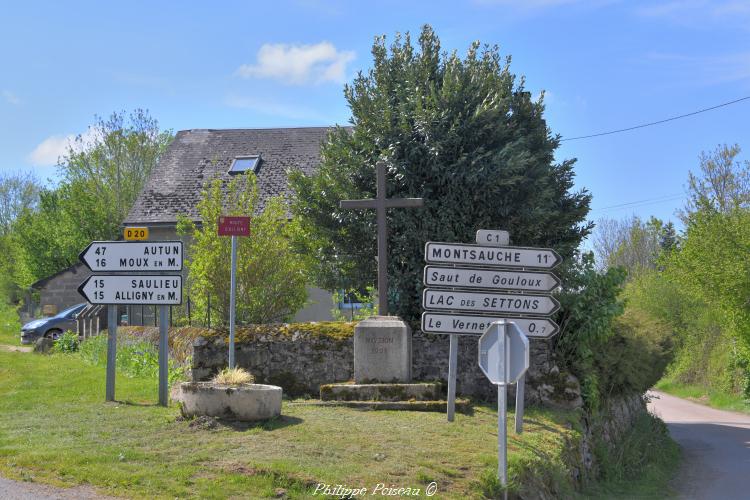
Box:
229, 155, 261, 175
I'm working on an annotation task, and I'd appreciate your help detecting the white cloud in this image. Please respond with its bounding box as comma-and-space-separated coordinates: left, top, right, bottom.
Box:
236, 42, 355, 85
2, 90, 20, 105
27, 128, 100, 167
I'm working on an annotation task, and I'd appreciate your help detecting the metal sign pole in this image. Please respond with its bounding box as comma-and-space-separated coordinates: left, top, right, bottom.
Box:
105, 305, 117, 402
447, 333, 458, 421
229, 234, 238, 369
158, 305, 169, 406
498, 321, 508, 487
515, 374, 525, 434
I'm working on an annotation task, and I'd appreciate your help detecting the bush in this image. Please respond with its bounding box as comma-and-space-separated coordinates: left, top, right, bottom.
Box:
213, 367, 254, 385
53, 330, 79, 353
78, 332, 188, 383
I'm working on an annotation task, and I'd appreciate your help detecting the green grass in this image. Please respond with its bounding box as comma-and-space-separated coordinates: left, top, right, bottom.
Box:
577, 411, 681, 499
0, 346, 580, 499
0, 302, 21, 345
655, 379, 750, 414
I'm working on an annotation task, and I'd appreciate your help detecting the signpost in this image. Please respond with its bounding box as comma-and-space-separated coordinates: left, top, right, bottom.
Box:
423, 289, 560, 315
478, 321, 529, 489
425, 242, 561, 269
218, 216, 251, 369
421, 229, 562, 423
78, 238, 184, 407
421, 312, 559, 338
78, 275, 183, 305
79, 241, 183, 272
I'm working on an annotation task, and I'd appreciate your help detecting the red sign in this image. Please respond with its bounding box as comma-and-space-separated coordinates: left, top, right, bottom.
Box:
218, 216, 251, 236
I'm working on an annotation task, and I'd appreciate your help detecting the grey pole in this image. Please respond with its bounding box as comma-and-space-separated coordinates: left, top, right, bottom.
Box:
228, 234, 238, 369
105, 305, 117, 402
158, 305, 169, 406
447, 333, 458, 422
498, 322, 509, 488
515, 374, 525, 434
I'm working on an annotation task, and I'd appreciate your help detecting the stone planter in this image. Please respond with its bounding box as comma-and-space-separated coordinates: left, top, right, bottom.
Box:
179, 382, 282, 421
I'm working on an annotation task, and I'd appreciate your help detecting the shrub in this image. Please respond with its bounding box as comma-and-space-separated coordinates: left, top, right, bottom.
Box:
213, 367, 255, 386
54, 330, 79, 353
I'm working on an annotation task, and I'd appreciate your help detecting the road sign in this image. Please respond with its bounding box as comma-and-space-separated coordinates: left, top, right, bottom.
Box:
422, 288, 560, 315
124, 227, 149, 241
479, 321, 529, 385
79, 241, 183, 272
421, 312, 559, 338
476, 229, 509, 246
78, 274, 183, 305
424, 242, 561, 269
218, 216, 251, 236
423, 266, 560, 293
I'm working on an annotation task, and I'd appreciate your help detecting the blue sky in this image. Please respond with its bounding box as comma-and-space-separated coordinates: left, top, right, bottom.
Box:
1, 0, 749, 230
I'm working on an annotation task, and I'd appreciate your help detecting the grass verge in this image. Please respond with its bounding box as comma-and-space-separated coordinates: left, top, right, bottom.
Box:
655, 379, 750, 414
578, 411, 680, 499
0, 302, 20, 345
0, 344, 580, 499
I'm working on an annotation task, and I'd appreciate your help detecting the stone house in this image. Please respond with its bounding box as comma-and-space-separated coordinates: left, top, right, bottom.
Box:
30, 127, 339, 324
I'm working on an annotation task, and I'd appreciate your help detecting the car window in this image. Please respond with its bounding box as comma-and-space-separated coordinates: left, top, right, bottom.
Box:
56, 304, 86, 319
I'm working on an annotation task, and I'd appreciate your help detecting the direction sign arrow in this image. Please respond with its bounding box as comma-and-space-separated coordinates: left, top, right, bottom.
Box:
79, 241, 183, 272
421, 312, 559, 338
424, 242, 561, 269
423, 266, 560, 293
78, 275, 183, 305
422, 288, 560, 316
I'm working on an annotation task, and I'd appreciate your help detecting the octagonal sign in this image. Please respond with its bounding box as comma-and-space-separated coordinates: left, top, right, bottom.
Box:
478, 321, 530, 385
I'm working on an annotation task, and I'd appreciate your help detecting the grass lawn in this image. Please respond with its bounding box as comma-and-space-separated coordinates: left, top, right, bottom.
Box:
0, 346, 581, 499
0, 303, 21, 345
655, 379, 750, 415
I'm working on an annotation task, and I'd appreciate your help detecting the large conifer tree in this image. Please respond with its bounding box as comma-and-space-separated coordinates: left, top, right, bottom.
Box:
290, 26, 592, 322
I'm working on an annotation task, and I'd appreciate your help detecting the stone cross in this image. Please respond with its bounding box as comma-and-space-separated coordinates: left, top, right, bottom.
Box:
340, 160, 424, 316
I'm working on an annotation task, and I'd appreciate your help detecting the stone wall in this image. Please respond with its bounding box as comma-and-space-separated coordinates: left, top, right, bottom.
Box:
36, 263, 92, 315
190, 324, 583, 406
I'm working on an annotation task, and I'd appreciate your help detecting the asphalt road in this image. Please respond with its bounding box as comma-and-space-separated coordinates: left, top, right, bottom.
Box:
648, 390, 750, 500
0, 476, 110, 499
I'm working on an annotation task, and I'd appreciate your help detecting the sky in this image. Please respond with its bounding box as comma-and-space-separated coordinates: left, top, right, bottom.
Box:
1, 0, 749, 232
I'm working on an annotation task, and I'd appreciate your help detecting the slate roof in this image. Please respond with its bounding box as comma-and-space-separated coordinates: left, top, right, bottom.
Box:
125, 127, 334, 224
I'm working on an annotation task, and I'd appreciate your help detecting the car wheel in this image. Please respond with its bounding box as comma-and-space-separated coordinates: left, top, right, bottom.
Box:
45, 329, 62, 341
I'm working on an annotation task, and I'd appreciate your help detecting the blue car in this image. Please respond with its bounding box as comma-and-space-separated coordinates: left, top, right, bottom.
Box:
20, 303, 86, 344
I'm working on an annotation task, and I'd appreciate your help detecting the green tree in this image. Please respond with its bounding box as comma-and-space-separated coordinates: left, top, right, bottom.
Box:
11, 110, 172, 285
593, 216, 676, 277
177, 176, 308, 325
0, 171, 40, 235
290, 26, 591, 321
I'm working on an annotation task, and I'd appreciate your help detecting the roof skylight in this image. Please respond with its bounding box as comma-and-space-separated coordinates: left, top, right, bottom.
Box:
229, 155, 261, 175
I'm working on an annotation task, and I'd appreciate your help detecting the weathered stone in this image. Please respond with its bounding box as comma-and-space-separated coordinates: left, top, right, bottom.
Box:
354, 316, 411, 383
320, 382, 441, 402
178, 382, 282, 421
34, 337, 54, 354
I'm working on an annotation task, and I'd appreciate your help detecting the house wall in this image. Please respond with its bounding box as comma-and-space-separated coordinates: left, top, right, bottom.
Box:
37, 264, 92, 316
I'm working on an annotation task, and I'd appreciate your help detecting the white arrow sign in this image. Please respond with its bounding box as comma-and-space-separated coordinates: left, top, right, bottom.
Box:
422, 288, 560, 315
421, 312, 559, 338
78, 275, 183, 305
424, 242, 561, 269
423, 266, 560, 292
79, 241, 183, 272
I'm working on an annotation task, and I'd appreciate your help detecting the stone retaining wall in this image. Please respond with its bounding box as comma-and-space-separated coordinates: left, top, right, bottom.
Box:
190, 324, 583, 406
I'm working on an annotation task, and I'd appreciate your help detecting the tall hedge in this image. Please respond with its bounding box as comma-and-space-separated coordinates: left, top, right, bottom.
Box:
291, 26, 591, 322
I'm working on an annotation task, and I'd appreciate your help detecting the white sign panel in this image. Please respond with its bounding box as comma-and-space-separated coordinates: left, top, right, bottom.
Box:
478, 322, 529, 385
476, 229, 510, 246
424, 242, 561, 269
79, 241, 183, 272
423, 288, 560, 315
78, 275, 183, 305
423, 266, 560, 293
421, 312, 559, 338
